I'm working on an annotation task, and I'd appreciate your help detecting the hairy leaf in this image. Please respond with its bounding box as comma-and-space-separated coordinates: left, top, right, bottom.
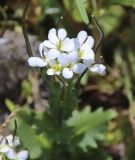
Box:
17, 117, 42, 159
67, 107, 117, 150
75, 0, 89, 24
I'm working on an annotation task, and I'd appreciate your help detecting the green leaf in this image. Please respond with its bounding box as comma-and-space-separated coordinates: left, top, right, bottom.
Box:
103, 0, 135, 7
67, 107, 117, 150
67, 107, 117, 135
99, 6, 124, 36
5, 99, 15, 112
63, 0, 83, 23
17, 117, 42, 159
38, 134, 52, 149
21, 80, 32, 97
79, 130, 104, 151
75, 0, 89, 24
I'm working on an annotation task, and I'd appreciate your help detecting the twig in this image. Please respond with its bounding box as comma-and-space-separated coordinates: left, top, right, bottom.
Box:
0, 108, 22, 134
0, 4, 7, 37
92, 15, 104, 55
0, 5, 7, 20
75, 15, 104, 87
22, 0, 33, 57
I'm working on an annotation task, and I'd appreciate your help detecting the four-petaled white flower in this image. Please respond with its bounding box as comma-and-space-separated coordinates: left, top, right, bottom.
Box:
47, 60, 62, 76
43, 28, 74, 56
58, 52, 86, 79
75, 31, 95, 63
27, 28, 106, 79
0, 135, 28, 160
28, 43, 57, 67
5, 149, 28, 160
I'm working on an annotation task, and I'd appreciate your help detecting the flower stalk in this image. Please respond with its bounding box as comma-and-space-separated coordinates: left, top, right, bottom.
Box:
22, 0, 33, 57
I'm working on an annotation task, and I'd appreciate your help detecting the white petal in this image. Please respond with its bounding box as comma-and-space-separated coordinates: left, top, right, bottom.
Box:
61, 38, 74, 52
82, 48, 95, 60
48, 28, 59, 45
43, 40, 55, 49
73, 38, 80, 50
42, 46, 49, 57
83, 59, 95, 67
62, 68, 73, 79
47, 68, 55, 75
72, 63, 86, 74
39, 43, 44, 57
58, 53, 69, 67
68, 51, 78, 65
85, 36, 94, 48
58, 28, 67, 40
6, 135, 20, 147
77, 31, 87, 45
47, 49, 60, 59
90, 64, 106, 75
28, 57, 47, 67
17, 150, 28, 160
48, 60, 55, 66
55, 71, 61, 75
0, 145, 10, 153
5, 149, 16, 159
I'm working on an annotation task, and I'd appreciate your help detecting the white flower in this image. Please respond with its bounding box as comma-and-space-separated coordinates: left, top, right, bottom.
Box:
6, 135, 20, 147
58, 52, 86, 79
90, 64, 106, 75
43, 28, 74, 55
5, 149, 28, 160
27, 28, 106, 79
0, 135, 28, 160
47, 60, 62, 76
28, 43, 57, 67
16, 150, 28, 160
5, 148, 16, 159
75, 31, 95, 64
0, 136, 10, 153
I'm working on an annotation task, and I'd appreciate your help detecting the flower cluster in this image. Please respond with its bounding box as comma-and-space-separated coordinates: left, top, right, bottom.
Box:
28, 28, 106, 79
0, 135, 28, 160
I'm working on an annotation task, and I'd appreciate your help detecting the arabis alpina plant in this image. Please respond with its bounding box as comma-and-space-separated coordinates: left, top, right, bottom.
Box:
28, 28, 106, 79
0, 135, 28, 160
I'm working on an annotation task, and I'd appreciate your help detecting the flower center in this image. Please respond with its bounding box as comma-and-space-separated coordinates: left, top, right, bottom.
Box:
78, 50, 84, 59
66, 63, 73, 69
56, 39, 64, 52
52, 64, 62, 72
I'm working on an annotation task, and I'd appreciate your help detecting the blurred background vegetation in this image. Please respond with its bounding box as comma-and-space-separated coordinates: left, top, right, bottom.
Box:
1, 0, 135, 160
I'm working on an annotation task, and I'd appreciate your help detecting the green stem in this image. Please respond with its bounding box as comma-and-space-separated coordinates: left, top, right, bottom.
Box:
2, 154, 7, 160
91, 0, 97, 10
59, 79, 66, 126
